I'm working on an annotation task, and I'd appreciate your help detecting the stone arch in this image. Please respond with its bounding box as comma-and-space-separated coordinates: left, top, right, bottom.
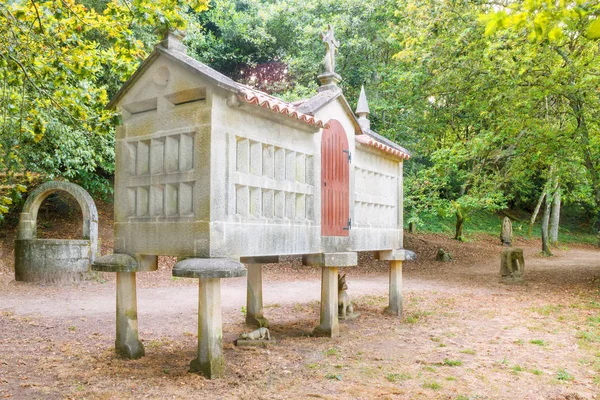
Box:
17, 181, 98, 260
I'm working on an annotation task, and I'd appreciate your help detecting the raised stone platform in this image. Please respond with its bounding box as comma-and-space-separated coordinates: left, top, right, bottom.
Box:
173, 258, 247, 278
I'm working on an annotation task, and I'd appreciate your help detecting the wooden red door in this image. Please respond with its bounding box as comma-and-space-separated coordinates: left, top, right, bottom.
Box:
321, 119, 350, 236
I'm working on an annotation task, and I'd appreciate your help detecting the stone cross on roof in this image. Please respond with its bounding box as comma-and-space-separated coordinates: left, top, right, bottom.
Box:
320, 24, 340, 75
317, 25, 342, 89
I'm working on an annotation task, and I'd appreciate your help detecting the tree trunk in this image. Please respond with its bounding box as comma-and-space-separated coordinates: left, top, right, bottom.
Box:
549, 187, 561, 246
569, 97, 600, 231
454, 212, 465, 242
541, 196, 552, 256
528, 189, 546, 237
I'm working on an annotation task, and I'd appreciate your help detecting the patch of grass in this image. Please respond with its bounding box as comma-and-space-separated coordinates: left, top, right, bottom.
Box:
442, 359, 463, 367
240, 306, 247, 317
324, 348, 339, 357
422, 381, 441, 390
325, 374, 342, 381
438, 343, 447, 348
68, 325, 76, 331
306, 363, 319, 370
460, 349, 476, 355
147, 339, 170, 349
446, 376, 456, 381
531, 369, 543, 375
511, 365, 524, 374
423, 366, 437, 372
405, 310, 433, 324
513, 339, 524, 346
386, 373, 411, 382
531, 305, 562, 316
556, 369, 573, 381
577, 330, 600, 346
529, 339, 546, 346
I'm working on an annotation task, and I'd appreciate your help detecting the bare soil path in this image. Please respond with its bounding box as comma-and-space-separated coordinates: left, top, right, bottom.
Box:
2, 233, 600, 399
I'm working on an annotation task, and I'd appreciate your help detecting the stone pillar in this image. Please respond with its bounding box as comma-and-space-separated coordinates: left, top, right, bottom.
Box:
376, 249, 416, 318
302, 252, 357, 338
314, 266, 339, 337
241, 256, 277, 328
92, 253, 157, 360
115, 271, 145, 359
190, 278, 224, 378
384, 260, 403, 316
172, 258, 247, 379
245, 264, 269, 327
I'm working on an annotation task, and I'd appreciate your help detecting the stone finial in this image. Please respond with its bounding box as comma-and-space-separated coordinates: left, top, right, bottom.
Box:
317, 24, 342, 89
356, 85, 371, 130
320, 25, 340, 75
159, 30, 187, 54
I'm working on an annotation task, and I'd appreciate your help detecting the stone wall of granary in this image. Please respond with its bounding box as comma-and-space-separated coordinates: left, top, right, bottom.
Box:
113, 55, 213, 257
350, 143, 403, 251
208, 90, 322, 257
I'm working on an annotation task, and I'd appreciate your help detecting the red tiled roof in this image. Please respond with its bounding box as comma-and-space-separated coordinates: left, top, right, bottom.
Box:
355, 134, 411, 160
238, 88, 327, 128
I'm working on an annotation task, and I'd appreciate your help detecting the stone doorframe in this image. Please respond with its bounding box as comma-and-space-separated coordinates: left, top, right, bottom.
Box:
16, 181, 99, 260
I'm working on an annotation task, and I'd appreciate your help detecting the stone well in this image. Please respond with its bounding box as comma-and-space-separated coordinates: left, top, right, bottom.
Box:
14, 181, 98, 284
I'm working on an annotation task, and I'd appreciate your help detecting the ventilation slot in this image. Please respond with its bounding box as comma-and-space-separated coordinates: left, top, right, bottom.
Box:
165, 88, 206, 106
122, 98, 158, 115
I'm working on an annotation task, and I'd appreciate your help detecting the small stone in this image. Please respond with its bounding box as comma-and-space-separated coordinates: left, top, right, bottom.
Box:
436, 249, 452, 262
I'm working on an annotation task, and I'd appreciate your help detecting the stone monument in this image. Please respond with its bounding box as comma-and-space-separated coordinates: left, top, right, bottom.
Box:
500, 248, 524, 283
500, 216, 513, 246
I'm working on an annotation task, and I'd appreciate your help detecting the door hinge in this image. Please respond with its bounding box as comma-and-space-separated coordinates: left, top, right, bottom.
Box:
343, 149, 351, 163
343, 218, 352, 231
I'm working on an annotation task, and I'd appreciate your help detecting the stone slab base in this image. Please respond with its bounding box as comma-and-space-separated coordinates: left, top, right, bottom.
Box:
234, 339, 276, 348
339, 312, 360, 322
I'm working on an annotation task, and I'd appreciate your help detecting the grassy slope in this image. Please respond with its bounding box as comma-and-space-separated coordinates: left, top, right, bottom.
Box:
413, 209, 598, 245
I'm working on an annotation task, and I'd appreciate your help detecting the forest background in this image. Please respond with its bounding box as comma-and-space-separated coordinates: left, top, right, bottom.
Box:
1, 0, 599, 251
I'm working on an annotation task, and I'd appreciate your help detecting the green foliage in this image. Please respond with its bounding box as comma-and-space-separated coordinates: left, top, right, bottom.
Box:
556, 369, 574, 381
442, 359, 463, 367
481, 1, 600, 42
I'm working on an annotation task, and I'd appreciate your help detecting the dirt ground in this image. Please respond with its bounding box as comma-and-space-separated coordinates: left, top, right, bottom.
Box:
1, 200, 600, 399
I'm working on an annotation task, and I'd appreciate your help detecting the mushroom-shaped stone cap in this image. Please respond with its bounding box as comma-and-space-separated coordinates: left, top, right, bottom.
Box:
92, 254, 138, 273
173, 258, 247, 279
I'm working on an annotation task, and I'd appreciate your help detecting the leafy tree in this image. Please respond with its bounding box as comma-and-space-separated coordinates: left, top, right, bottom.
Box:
0, 0, 208, 219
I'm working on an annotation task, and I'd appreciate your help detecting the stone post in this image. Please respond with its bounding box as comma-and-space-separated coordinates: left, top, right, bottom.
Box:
303, 252, 357, 338
92, 253, 157, 360
376, 249, 416, 318
385, 260, 403, 316
190, 278, 224, 378
116, 271, 145, 359
240, 256, 278, 328
315, 266, 339, 337
245, 264, 268, 327
172, 258, 247, 379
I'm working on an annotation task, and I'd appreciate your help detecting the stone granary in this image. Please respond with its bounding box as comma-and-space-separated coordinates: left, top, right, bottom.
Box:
94, 28, 413, 378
